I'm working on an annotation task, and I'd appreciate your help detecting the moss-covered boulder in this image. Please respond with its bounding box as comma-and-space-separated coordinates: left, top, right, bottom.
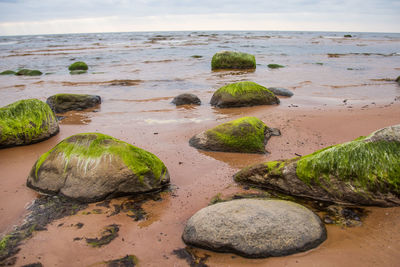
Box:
15, 69, 42, 76
234, 125, 400, 206
27, 133, 170, 203
267, 64, 284, 69
210, 81, 279, 108
68, 61, 88, 71
189, 117, 280, 154
211, 51, 256, 70
0, 99, 59, 148
0, 70, 16, 75
46, 93, 101, 113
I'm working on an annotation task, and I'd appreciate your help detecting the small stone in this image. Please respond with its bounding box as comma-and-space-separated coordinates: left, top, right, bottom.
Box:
172, 93, 201, 106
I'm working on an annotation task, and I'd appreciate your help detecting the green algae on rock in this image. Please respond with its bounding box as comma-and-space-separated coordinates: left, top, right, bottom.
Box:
267, 64, 285, 69
396, 76, 400, 84
189, 116, 280, 154
27, 133, 170, 203
234, 124, 400, 206
210, 81, 279, 108
211, 51, 256, 70
68, 61, 88, 71
46, 93, 101, 113
15, 69, 43, 76
0, 70, 16, 75
0, 99, 59, 148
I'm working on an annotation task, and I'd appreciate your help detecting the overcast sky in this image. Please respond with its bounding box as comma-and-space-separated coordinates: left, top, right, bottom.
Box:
0, 0, 399, 35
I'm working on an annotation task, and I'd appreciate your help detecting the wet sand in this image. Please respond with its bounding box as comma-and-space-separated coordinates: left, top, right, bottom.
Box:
1, 101, 399, 266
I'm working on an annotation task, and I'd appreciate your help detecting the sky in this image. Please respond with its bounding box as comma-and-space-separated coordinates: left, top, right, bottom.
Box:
0, 0, 399, 36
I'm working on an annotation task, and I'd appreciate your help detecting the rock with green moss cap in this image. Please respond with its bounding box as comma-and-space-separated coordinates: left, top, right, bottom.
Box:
234, 125, 400, 207
210, 81, 280, 108
211, 51, 256, 70
27, 133, 170, 203
189, 116, 280, 154
0, 99, 59, 148
46, 93, 101, 113
68, 61, 88, 71
267, 64, 285, 69
0, 70, 16, 75
15, 69, 43, 76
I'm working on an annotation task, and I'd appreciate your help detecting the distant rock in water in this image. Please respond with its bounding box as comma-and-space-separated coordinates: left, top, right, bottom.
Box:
344, 34, 352, 38
267, 64, 284, 69
46, 93, 101, 113
27, 133, 170, 203
0, 70, 16, 75
0, 99, 59, 148
70, 70, 87, 75
189, 116, 280, 154
396, 76, 400, 84
211, 51, 256, 70
234, 124, 400, 207
68, 61, 88, 71
182, 199, 327, 258
172, 93, 201, 106
210, 81, 279, 108
15, 69, 43, 76
268, 87, 294, 97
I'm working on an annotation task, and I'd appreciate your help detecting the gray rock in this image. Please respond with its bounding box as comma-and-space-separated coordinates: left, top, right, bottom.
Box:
268, 87, 294, 97
172, 93, 201, 106
182, 199, 326, 258
46, 93, 101, 113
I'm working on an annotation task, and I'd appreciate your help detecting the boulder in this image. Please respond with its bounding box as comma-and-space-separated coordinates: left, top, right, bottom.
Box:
396, 76, 400, 84
210, 81, 279, 108
68, 61, 88, 71
234, 125, 400, 207
268, 87, 294, 97
0, 99, 59, 148
211, 51, 256, 70
172, 93, 201, 106
0, 70, 16, 75
15, 69, 42, 76
46, 93, 101, 113
189, 116, 280, 154
182, 199, 326, 258
27, 133, 170, 203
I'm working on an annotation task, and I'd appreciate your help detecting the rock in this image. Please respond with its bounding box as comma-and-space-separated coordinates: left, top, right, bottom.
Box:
69, 70, 87, 75
234, 125, 400, 206
0, 99, 59, 148
396, 76, 400, 84
344, 34, 352, 38
268, 87, 294, 97
15, 69, 42, 76
182, 199, 326, 258
172, 93, 201, 106
189, 116, 280, 154
0, 70, 16, 75
27, 133, 170, 203
211, 51, 256, 70
267, 64, 284, 69
68, 61, 88, 71
210, 81, 279, 108
46, 93, 101, 113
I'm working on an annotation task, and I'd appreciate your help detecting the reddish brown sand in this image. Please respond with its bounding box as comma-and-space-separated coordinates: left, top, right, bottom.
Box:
1, 102, 400, 266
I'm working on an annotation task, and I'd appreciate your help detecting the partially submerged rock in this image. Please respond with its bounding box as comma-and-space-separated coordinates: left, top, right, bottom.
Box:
0, 99, 59, 148
182, 199, 326, 258
268, 87, 294, 97
396, 76, 400, 84
172, 93, 201, 106
46, 93, 101, 113
68, 61, 88, 71
211, 51, 256, 70
0, 70, 16, 75
70, 70, 87, 75
189, 116, 280, 154
267, 64, 284, 69
234, 125, 400, 206
27, 133, 170, 203
210, 81, 279, 108
15, 69, 42, 76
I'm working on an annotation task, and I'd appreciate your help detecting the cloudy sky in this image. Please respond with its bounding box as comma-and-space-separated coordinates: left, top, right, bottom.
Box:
0, 0, 399, 35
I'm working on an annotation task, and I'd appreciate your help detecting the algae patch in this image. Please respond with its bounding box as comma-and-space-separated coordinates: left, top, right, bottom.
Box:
86, 224, 119, 247
211, 51, 256, 70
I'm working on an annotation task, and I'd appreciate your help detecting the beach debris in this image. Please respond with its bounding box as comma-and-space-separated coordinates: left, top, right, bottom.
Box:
189, 116, 280, 154
211, 51, 256, 70
172, 247, 210, 267
27, 133, 170, 203
0, 99, 59, 148
267, 64, 285, 69
172, 93, 201, 106
46, 93, 101, 113
182, 199, 326, 258
15, 69, 43, 76
234, 124, 400, 206
210, 81, 279, 108
267, 87, 294, 97
68, 61, 88, 71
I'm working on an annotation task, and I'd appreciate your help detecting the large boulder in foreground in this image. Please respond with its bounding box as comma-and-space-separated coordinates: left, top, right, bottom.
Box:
182, 199, 326, 258
234, 125, 400, 207
27, 133, 170, 203
46, 93, 101, 113
0, 99, 59, 148
210, 81, 279, 108
189, 117, 280, 154
211, 51, 256, 70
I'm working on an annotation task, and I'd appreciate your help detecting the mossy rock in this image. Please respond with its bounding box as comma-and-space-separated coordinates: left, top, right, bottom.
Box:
189, 116, 280, 154
234, 125, 400, 206
211, 51, 256, 70
0, 70, 16, 75
70, 70, 87, 75
0, 99, 59, 148
344, 34, 352, 38
27, 133, 170, 203
210, 81, 280, 108
46, 93, 101, 113
396, 76, 400, 84
267, 64, 285, 69
15, 69, 43, 76
68, 61, 88, 71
